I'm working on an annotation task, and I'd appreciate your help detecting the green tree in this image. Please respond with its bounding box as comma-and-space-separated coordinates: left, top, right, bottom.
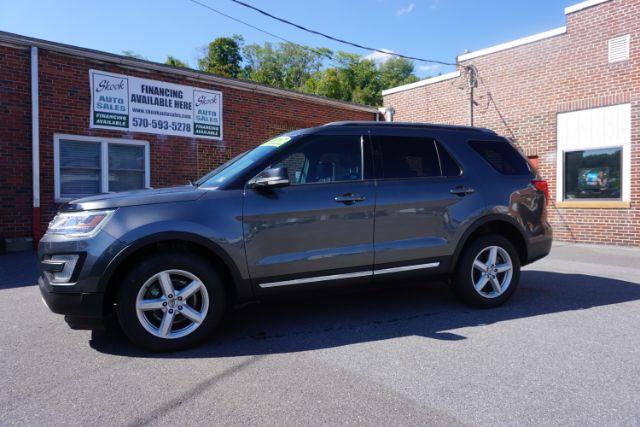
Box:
243, 42, 328, 90
303, 52, 384, 105
199, 35, 244, 78
165, 56, 188, 68
379, 57, 419, 89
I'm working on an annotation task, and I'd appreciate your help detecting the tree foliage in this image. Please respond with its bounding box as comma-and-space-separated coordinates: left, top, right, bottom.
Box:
198, 35, 244, 78
165, 56, 188, 68
176, 37, 424, 106
242, 42, 328, 90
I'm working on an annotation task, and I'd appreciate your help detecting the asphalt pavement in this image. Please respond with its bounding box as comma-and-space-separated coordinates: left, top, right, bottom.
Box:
1, 243, 640, 426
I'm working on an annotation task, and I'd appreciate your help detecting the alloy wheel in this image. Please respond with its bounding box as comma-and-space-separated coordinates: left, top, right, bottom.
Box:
135, 269, 209, 339
471, 246, 513, 298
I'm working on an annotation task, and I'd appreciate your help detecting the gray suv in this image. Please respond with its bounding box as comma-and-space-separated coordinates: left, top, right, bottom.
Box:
39, 122, 552, 351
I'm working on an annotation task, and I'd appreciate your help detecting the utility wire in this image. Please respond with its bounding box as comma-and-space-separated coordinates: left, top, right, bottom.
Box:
478, 77, 577, 241
187, 0, 336, 62
478, 76, 518, 143
228, 0, 457, 66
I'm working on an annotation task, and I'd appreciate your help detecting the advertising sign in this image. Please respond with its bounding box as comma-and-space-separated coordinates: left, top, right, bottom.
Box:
90, 69, 222, 140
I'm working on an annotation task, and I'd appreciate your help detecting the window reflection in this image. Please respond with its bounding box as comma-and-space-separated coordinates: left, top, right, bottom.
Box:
564, 147, 622, 200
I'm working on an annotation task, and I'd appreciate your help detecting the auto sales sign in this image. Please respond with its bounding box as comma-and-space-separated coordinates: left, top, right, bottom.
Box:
89, 69, 223, 140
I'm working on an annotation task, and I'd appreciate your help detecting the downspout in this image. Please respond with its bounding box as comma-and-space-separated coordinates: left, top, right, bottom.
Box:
31, 46, 40, 246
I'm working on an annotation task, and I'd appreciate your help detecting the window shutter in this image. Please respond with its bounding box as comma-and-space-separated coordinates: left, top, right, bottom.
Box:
59, 140, 102, 198
608, 35, 630, 63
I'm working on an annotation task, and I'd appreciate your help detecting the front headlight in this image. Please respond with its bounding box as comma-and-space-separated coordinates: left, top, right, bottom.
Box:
47, 209, 115, 238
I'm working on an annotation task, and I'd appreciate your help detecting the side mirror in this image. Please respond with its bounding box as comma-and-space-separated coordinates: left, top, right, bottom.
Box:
248, 167, 290, 189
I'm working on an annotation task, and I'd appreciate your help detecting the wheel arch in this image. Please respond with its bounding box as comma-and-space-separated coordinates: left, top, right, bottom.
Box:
99, 231, 249, 316
449, 214, 529, 273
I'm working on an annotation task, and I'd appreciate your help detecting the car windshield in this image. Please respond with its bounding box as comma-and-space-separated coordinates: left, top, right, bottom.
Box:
196, 132, 299, 188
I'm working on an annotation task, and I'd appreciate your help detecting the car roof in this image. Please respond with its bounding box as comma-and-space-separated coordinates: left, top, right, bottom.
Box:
319, 121, 497, 135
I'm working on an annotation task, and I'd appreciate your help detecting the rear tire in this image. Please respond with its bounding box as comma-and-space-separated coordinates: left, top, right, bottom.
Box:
452, 234, 520, 308
116, 252, 226, 352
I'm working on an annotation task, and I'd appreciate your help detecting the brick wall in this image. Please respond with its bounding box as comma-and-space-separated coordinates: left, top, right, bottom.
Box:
0, 44, 375, 240
0, 46, 32, 239
383, 0, 640, 246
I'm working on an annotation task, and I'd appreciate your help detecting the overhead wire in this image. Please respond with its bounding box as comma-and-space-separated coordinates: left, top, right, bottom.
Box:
228, 0, 457, 67
187, 0, 337, 62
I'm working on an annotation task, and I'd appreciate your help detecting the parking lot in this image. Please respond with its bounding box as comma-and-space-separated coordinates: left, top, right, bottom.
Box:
2, 243, 640, 426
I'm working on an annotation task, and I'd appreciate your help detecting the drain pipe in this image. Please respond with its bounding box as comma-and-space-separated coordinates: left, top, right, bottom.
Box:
31, 46, 40, 246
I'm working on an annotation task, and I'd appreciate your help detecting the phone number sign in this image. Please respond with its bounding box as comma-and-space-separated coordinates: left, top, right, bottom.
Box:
89, 69, 223, 140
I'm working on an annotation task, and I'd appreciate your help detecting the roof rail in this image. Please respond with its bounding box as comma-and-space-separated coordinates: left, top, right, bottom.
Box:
323, 121, 496, 134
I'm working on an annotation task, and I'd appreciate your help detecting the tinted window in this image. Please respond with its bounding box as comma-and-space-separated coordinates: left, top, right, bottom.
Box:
378, 137, 441, 179
469, 140, 530, 175
436, 142, 462, 177
564, 147, 622, 200
272, 135, 362, 184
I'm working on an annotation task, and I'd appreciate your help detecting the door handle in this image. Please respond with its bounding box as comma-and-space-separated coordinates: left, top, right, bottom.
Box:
450, 186, 475, 196
334, 193, 366, 204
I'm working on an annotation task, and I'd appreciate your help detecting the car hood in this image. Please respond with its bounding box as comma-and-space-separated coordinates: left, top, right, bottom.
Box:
60, 185, 206, 211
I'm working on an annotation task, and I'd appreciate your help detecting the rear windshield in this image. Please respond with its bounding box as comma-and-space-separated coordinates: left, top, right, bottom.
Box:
468, 140, 530, 175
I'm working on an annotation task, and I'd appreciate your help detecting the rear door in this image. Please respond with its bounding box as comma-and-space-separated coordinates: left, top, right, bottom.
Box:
371, 130, 483, 275
243, 131, 376, 291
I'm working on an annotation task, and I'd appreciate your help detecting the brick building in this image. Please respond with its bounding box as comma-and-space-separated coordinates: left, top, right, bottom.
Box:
0, 32, 378, 251
383, 0, 639, 246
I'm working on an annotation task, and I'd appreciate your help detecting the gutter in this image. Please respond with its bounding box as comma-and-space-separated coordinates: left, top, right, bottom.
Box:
31, 46, 40, 246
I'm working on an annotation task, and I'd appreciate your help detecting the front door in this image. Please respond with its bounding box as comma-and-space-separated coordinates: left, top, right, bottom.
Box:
243, 133, 375, 291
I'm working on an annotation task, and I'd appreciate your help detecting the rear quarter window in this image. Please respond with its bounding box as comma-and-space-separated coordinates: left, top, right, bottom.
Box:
468, 140, 530, 175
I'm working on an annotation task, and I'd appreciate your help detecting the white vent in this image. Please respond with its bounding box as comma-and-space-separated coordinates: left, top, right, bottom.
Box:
608, 35, 630, 63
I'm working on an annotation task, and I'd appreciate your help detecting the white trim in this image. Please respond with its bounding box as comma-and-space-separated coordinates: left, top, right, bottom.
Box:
0, 31, 377, 114
258, 262, 440, 288
53, 134, 151, 202
565, 0, 610, 14
373, 262, 440, 275
382, 71, 461, 96
31, 47, 39, 208
259, 271, 371, 288
457, 27, 566, 62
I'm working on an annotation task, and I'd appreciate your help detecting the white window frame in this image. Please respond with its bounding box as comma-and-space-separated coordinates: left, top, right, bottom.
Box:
54, 134, 151, 202
556, 104, 631, 204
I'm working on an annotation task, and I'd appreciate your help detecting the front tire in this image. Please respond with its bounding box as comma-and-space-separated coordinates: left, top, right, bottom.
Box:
116, 252, 226, 351
452, 234, 520, 308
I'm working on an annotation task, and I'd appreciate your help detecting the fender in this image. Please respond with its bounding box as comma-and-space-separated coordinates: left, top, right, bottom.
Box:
448, 213, 529, 273
96, 230, 251, 301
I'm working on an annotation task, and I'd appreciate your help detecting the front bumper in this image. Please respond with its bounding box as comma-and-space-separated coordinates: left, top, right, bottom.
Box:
39, 275, 107, 329
37, 230, 126, 329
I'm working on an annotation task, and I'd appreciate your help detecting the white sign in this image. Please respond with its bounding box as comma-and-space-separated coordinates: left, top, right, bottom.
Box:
89, 69, 223, 140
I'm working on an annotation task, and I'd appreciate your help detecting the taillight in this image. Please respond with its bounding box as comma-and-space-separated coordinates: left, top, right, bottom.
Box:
531, 180, 549, 205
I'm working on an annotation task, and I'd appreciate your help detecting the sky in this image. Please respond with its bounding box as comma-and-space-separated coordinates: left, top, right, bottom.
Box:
0, 0, 578, 78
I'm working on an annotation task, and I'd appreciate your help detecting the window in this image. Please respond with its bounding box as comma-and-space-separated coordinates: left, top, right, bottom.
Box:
108, 144, 146, 192
55, 135, 150, 201
468, 140, 530, 175
564, 148, 622, 200
59, 140, 102, 199
436, 142, 462, 177
271, 135, 362, 184
377, 137, 441, 179
557, 104, 631, 204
